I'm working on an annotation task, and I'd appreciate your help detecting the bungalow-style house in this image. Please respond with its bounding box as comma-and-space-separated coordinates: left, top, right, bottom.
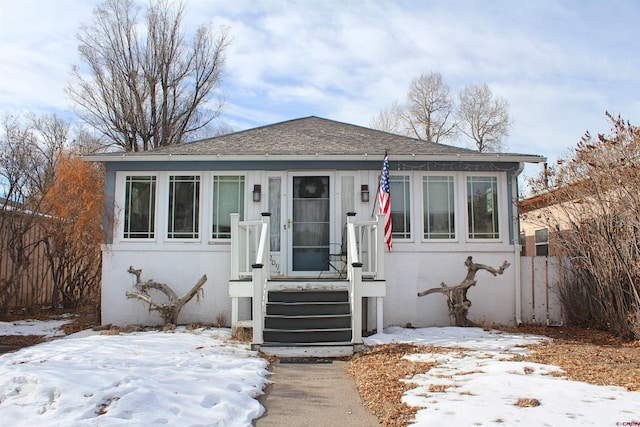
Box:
87, 117, 545, 356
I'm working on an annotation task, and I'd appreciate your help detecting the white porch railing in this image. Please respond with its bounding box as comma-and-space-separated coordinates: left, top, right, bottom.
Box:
346, 212, 386, 337
229, 211, 385, 345
350, 213, 386, 280
230, 213, 270, 280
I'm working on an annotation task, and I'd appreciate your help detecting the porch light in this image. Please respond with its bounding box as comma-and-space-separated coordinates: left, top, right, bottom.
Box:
253, 184, 261, 202
361, 184, 370, 202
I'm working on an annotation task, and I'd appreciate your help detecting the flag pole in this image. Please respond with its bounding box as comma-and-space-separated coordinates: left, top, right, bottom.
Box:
370, 150, 387, 218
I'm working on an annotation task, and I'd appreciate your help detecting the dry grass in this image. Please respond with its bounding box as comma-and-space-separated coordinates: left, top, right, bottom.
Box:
231, 327, 252, 342
346, 344, 443, 426
347, 326, 640, 426
515, 397, 540, 407
500, 325, 640, 392
0, 306, 99, 346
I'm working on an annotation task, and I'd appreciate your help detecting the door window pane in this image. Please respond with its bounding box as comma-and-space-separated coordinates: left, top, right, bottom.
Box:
467, 176, 499, 239
423, 176, 455, 239
390, 175, 411, 239
212, 176, 245, 239
168, 175, 200, 239
292, 176, 330, 271
124, 175, 156, 239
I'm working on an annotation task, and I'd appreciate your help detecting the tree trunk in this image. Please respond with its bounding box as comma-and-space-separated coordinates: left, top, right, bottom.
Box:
125, 266, 207, 326
417, 256, 510, 327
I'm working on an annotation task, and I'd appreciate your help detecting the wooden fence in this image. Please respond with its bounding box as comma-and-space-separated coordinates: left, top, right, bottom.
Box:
519, 256, 565, 325
0, 224, 55, 313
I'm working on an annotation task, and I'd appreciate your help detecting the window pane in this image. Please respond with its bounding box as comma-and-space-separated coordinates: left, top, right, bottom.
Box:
212, 176, 245, 239
124, 176, 156, 239
423, 176, 455, 239
168, 175, 200, 239
535, 228, 549, 256
467, 176, 499, 239
268, 177, 281, 251
535, 228, 548, 242
390, 176, 411, 239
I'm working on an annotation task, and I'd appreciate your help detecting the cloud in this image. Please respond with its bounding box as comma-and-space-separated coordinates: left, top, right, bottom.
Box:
1, 0, 638, 166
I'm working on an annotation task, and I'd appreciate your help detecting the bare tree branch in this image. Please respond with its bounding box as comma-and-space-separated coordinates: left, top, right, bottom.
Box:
418, 256, 510, 326
67, 0, 230, 152
456, 84, 512, 152
126, 266, 207, 325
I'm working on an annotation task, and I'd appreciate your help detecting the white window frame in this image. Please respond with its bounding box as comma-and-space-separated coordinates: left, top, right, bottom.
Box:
421, 174, 457, 241
210, 173, 246, 241
118, 172, 158, 242
465, 173, 502, 241
166, 173, 202, 241
389, 174, 412, 241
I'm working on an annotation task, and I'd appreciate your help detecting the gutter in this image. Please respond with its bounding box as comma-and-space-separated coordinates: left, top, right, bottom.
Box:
513, 163, 525, 326
82, 152, 547, 164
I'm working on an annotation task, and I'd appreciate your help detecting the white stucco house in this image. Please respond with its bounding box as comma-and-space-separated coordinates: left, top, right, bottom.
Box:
86, 116, 545, 355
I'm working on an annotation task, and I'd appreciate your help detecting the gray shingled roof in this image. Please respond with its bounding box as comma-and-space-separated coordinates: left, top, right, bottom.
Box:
84, 116, 545, 163
152, 116, 475, 156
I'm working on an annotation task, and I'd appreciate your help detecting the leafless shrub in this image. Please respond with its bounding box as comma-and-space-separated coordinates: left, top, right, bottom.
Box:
526, 113, 640, 339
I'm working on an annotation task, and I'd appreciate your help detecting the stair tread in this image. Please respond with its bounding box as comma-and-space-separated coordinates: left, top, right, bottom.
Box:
264, 327, 351, 332
266, 314, 350, 318
259, 342, 354, 347
267, 302, 349, 306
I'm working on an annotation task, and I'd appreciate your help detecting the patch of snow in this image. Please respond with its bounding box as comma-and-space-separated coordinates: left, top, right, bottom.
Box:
0, 318, 73, 338
366, 327, 640, 426
0, 327, 270, 426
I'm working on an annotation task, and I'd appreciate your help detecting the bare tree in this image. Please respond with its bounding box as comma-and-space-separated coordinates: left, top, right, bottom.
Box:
369, 102, 403, 135
371, 72, 456, 143
525, 113, 640, 339
0, 114, 67, 314
0, 113, 104, 314
456, 84, 512, 152
68, 0, 231, 152
401, 72, 456, 142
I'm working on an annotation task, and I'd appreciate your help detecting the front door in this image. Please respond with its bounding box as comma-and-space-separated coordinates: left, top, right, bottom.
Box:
288, 174, 332, 275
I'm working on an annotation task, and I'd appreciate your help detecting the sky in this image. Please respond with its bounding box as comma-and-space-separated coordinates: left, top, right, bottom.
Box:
1, 0, 639, 179
1, 319, 638, 426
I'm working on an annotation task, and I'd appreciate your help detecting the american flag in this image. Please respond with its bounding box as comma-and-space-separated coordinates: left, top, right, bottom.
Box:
379, 153, 392, 251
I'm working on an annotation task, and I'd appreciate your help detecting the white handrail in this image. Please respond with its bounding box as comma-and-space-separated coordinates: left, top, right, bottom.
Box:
255, 222, 269, 267
251, 214, 271, 345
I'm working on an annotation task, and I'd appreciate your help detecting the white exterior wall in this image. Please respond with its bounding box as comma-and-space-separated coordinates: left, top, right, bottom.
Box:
102, 166, 556, 327
384, 251, 518, 327
101, 244, 234, 325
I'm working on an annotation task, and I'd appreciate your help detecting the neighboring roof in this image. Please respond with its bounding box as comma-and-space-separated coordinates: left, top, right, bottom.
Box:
83, 116, 546, 163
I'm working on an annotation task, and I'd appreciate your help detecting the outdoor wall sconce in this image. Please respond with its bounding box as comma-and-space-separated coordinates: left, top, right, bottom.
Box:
253, 184, 261, 202
361, 184, 370, 202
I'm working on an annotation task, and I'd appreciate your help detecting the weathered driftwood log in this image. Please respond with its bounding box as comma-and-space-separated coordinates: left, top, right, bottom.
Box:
125, 266, 207, 325
417, 256, 510, 327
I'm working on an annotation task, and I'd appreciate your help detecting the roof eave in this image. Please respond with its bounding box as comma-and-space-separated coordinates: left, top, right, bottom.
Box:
82, 153, 547, 164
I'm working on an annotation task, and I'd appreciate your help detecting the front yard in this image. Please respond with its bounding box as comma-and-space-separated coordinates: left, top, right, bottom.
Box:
1, 309, 639, 426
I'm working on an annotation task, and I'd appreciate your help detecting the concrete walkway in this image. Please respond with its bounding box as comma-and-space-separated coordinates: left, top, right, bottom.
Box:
255, 359, 380, 427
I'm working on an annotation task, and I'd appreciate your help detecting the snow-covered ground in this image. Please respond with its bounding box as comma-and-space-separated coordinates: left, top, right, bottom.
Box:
0, 321, 270, 427
365, 326, 640, 426
1, 319, 639, 426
